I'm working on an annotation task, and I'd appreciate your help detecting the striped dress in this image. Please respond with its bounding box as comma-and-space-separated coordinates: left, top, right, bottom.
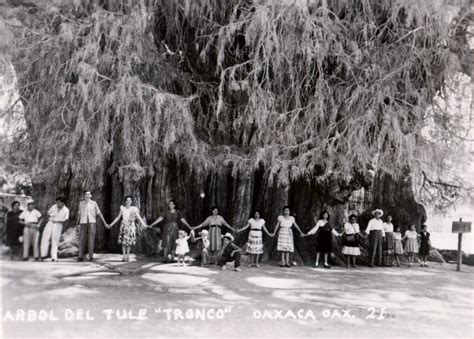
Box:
246, 218, 265, 254
277, 216, 295, 252
383, 222, 394, 255
202, 215, 228, 252
209, 225, 222, 252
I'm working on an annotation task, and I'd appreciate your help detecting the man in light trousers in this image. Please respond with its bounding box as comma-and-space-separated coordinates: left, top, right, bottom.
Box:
19, 200, 43, 261
40, 196, 69, 262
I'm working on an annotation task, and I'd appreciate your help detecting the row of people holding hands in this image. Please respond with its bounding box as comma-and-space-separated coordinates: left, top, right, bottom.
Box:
7, 191, 430, 270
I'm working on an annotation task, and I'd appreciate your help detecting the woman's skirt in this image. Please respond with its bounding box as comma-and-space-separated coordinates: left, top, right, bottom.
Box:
247, 230, 263, 254
394, 240, 404, 255
419, 241, 430, 256
162, 222, 179, 252
405, 238, 418, 253
342, 234, 360, 256
277, 227, 294, 252
316, 230, 333, 253
6, 222, 23, 247
118, 219, 136, 246
209, 225, 222, 252
383, 232, 394, 255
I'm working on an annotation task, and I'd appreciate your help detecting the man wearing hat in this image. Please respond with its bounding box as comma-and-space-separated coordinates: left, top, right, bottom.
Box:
19, 200, 43, 261
365, 209, 386, 267
217, 233, 242, 272
190, 229, 211, 267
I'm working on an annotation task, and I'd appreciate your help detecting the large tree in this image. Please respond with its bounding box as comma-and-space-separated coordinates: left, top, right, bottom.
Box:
0, 0, 471, 261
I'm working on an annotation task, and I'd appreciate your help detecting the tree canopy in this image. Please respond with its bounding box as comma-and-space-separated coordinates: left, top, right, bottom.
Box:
0, 0, 472, 202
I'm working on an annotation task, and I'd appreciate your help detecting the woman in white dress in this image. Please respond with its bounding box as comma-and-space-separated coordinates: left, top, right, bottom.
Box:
108, 196, 147, 262
272, 206, 305, 267
237, 210, 273, 267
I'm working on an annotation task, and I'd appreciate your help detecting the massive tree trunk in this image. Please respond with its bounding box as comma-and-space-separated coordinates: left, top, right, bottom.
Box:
36, 160, 426, 267
3, 0, 466, 263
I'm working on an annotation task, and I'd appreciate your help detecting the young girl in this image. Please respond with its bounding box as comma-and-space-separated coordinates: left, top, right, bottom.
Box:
108, 196, 147, 262
237, 210, 274, 268
305, 211, 340, 268
272, 206, 305, 267
175, 230, 191, 266
393, 226, 403, 267
403, 224, 419, 267
419, 224, 431, 267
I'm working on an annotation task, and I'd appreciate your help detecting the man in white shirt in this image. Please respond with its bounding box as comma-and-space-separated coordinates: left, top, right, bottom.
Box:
19, 201, 43, 261
76, 190, 107, 262
365, 209, 385, 267
40, 197, 70, 262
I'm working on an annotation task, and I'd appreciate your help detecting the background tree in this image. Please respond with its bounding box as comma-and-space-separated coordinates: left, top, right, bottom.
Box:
0, 0, 471, 261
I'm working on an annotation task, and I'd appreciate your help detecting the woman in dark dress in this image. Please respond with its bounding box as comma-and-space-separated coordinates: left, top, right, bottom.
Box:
418, 224, 431, 267
305, 211, 340, 268
6, 201, 23, 259
149, 200, 193, 262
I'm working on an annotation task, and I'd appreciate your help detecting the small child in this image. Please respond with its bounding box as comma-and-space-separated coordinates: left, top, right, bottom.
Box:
403, 224, 418, 267
418, 224, 431, 267
191, 229, 211, 267
392, 226, 403, 267
175, 230, 190, 266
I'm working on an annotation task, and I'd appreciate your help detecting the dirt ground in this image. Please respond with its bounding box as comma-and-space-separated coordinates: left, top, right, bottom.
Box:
1, 254, 473, 338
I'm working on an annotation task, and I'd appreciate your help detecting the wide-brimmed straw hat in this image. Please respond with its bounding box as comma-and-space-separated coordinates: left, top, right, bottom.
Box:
371, 209, 384, 217
200, 229, 209, 235
223, 232, 234, 242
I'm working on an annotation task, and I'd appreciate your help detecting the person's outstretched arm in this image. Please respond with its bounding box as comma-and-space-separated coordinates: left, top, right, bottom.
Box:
237, 223, 250, 232
108, 209, 123, 228
149, 216, 164, 228
193, 217, 210, 230
272, 221, 281, 237
95, 202, 107, 226
180, 217, 193, 230
293, 222, 305, 236
262, 223, 273, 236
135, 211, 147, 228
222, 217, 236, 232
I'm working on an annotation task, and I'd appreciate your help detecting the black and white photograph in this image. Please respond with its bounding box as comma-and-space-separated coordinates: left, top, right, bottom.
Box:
0, 0, 473, 338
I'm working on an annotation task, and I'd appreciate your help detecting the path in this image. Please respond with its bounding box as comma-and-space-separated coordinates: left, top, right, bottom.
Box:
1, 254, 473, 338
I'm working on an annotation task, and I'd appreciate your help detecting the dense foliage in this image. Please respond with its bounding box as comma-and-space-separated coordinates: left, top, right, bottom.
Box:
0, 0, 471, 204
